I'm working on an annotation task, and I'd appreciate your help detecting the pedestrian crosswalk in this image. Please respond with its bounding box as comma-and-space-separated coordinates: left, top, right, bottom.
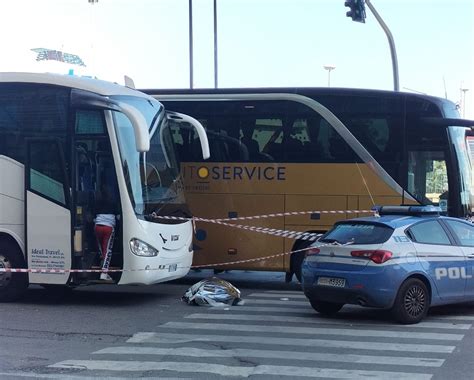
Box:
47, 290, 473, 379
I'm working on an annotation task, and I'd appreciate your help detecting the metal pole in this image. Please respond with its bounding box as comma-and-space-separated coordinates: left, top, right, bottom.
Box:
323, 65, 335, 87
461, 88, 469, 118
365, 0, 399, 91
189, 0, 194, 89
213, 0, 218, 88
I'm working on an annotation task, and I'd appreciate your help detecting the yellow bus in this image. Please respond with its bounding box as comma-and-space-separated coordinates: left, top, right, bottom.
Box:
142, 87, 474, 281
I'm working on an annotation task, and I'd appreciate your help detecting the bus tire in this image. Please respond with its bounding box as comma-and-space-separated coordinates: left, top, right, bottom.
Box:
0, 239, 28, 302
309, 299, 344, 315
392, 278, 429, 324
290, 240, 312, 283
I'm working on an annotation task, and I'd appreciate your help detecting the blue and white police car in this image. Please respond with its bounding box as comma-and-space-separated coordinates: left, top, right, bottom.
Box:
301, 206, 474, 324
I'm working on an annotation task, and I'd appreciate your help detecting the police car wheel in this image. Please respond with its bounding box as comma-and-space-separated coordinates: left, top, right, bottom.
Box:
309, 299, 343, 315
392, 278, 429, 324
0, 241, 28, 302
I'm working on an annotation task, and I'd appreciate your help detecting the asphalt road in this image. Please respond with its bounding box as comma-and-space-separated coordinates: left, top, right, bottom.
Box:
1, 270, 474, 379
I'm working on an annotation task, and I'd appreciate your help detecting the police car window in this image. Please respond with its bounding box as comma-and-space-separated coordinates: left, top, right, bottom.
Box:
408, 221, 451, 245
320, 223, 393, 245
445, 220, 474, 247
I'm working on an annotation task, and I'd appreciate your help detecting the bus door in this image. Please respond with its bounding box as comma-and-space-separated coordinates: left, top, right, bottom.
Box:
25, 139, 72, 285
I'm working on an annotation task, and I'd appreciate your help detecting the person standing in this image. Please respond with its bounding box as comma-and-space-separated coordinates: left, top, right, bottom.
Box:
94, 184, 119, 281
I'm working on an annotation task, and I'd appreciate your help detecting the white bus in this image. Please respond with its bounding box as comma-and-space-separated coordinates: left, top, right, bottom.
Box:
0, 72, 209, 301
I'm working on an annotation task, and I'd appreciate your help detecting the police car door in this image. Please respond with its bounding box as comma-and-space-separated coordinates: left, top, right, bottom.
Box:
407, 219, 466, 301
443, 219, 474, 298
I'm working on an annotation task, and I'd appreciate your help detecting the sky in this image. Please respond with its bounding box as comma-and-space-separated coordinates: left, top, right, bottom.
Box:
0, 0, 472, 117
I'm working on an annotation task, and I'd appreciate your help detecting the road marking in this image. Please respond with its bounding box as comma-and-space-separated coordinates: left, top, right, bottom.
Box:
161, 321, 464, 341
248, 292, 307, 299
188, 312, 471, 330
245, 298, 310, 306
244, 298, 309, 306
94, 346, 444, 367
49, 360, 432, 379
128, 332, 455, 353
218, 305, 313, 313
429, 315, 474, 321
251, 292, 474, 322
264, 290, 304, 294
0, 371, 188, 379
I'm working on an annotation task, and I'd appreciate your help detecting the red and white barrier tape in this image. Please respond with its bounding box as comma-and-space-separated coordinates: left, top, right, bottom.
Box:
152, 209, 375, 241
195, 218, 323, 241
0, 209, 368, 274
151, 209, 373, 223
213, 209, 373, 222
0, 267, 160, 274
0, 240, 350, 273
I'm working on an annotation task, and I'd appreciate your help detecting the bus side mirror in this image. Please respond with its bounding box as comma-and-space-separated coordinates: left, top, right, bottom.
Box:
71, 89, 150, 152
166, 111, 210, 160
114, 101, 150, 152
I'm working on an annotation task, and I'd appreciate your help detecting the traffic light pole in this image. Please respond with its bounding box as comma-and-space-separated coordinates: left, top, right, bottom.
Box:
365, 0, 399, 91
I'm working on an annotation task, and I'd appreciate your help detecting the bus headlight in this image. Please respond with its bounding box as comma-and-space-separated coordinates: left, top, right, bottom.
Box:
129, 238, 159, 257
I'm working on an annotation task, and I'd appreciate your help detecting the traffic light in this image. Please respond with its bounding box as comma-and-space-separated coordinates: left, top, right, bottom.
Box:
345, 0, 366, 23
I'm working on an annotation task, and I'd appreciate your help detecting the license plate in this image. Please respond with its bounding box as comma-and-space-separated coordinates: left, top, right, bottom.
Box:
168, 264, 177, 272
317, 276, 346, 287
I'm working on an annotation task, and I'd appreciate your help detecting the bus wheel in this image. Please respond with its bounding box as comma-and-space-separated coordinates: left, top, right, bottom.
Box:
309, 299, 344, 315
0, 241, 28, 302
392, 278, 429, 324
291, 240, 312, 283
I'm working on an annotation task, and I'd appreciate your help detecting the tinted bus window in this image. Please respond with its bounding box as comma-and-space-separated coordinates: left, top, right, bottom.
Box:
165, 99, 361, 164
0, 84, 69, 164
313, 94, 404, 182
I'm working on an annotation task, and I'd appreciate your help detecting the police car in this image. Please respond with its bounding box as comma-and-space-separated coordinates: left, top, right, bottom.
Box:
301, 206, 474, 324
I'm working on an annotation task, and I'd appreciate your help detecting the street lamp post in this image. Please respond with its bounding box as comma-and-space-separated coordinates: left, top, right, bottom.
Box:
189, 0, 194, 89
461, 87, 469, 118
213, 0, 218, 88
323, 65, 336, 87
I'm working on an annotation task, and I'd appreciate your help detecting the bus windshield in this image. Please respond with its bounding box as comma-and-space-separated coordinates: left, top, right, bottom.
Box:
112, 95, 186, 217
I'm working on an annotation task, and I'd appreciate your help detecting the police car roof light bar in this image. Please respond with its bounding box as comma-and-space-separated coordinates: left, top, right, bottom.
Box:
372, 205, 441, 216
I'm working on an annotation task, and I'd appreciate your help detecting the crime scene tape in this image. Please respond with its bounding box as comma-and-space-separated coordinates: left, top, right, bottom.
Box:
191, 240, 354, 269
151, 208, 376, 241
0, 240, 353, 273
0, 208, 370, 274
193, 219, 323, 241
150, 209, 374, 223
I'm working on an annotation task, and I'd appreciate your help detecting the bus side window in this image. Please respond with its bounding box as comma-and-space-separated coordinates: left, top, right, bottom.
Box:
169, 121, 202, 163
317, 120, 359, 163
239, 118, 260, 162
304, 116, 325, 161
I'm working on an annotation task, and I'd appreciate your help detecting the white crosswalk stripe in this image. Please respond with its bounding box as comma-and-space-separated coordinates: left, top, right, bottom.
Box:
245, 298, 310, 306
43, 290, 472, 379
248, 292, 308, 298
49, 360, 433, 379
50, 360, 431, 380
161, 321, 464, 340
127, 331, 455, 353
186, 312, 472, 330
93, 346, 444, 367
